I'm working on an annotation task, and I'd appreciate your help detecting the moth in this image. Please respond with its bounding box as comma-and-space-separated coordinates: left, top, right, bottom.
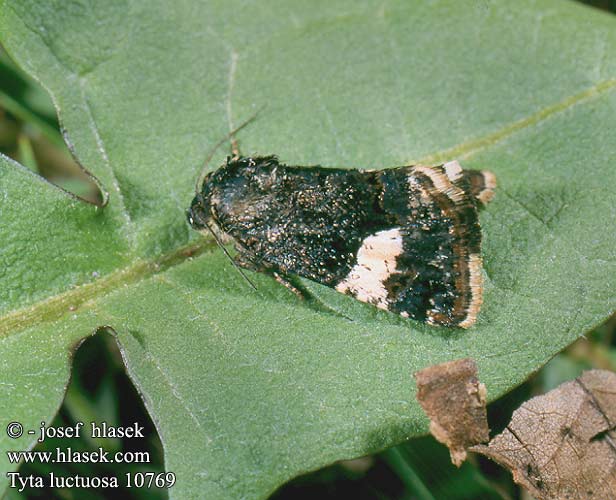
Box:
187, 156, 496, 328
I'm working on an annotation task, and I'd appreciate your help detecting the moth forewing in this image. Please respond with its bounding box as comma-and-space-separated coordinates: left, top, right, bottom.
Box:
188, 156, 496, 328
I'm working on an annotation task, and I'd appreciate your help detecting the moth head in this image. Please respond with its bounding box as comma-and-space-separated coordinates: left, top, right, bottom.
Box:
187, 191, 210, 230
188, 156, 240, 230
189, 164, 232, 230
190, 156, 280, 229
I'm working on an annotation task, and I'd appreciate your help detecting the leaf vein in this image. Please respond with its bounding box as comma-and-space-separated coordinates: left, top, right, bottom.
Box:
417, 78, 616, 164
0, 240, 215, 339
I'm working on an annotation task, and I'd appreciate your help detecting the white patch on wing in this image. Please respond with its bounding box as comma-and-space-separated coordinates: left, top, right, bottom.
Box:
411, 165, 465, 203
335, 228, 404, 309
477, 170, 497, 205
443, 160, 463, 182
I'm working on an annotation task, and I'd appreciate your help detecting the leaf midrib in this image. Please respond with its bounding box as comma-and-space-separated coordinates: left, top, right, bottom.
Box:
0, 240, 215, 338
2, 77, 615, 340
416, 78, 616, 164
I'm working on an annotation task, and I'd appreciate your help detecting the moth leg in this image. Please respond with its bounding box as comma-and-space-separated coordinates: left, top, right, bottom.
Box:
229, 106, 265, 159
230, 136, 240, 160
273, 272, 306, 300
236, 252, 349, 318
235, 251, 306, 299
234, 251, 264, 272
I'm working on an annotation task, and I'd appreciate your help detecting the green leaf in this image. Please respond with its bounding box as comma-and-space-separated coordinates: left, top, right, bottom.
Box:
1, 0, 615, 498
383, 438, 505, 500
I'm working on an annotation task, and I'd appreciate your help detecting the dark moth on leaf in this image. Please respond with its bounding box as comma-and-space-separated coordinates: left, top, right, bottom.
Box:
187, 156, 496, 328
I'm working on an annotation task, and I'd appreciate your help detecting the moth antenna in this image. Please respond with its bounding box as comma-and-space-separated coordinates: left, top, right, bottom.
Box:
195, 106, 266, 195
205, 222, 258, 291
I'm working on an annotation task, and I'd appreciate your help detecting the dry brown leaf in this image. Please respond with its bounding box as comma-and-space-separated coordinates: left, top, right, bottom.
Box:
414, 358, 489, 466
472, 369, 616, 500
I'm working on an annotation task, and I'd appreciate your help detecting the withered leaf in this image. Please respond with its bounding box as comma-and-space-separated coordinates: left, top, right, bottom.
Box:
415, 358, 489, 466
472, 369, 616, 500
